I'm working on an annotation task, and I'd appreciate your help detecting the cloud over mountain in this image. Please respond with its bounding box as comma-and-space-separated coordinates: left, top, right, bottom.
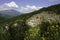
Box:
0, 1, 19, 10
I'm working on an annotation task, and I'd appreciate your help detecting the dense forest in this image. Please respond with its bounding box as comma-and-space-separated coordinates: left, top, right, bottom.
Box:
0, 4, 60, 40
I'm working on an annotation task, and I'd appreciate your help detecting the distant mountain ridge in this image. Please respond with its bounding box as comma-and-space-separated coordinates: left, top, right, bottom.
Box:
0, 9, 22, 18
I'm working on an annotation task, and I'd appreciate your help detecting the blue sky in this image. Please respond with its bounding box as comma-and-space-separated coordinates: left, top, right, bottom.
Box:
0, 0, 60, 13
0, 0, 60, 7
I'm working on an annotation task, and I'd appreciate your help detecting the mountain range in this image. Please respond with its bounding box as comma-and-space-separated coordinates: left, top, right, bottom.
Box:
0, 9, 22, 17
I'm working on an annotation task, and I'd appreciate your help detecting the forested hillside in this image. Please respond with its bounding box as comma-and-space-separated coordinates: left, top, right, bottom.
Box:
0, 4, 60, 40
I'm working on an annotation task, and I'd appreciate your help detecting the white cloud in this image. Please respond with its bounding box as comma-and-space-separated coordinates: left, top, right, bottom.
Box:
5, 1, 19, 8
26, 5, 42, 10
19, 5, 43, 13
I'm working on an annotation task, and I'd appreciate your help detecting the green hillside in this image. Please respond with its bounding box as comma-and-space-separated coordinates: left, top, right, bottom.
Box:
0, 14, 9, 24
0, 4, 60, 40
